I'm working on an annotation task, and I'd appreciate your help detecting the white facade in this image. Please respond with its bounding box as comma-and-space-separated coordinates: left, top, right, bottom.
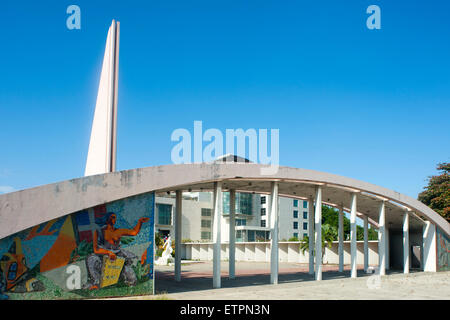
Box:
154, 195, 212, 241
155, 192, 309, 243
278, 197, 310, 241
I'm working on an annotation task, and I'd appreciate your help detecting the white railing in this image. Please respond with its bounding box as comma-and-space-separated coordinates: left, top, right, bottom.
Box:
182, 240, 379, 265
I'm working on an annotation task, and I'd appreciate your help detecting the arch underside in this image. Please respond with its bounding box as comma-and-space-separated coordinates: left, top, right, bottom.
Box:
155, 179, 424, 232
0, 163, 448, 240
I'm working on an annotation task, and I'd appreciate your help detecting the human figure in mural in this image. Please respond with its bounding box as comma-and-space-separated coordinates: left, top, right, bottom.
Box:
83, 212, 150, 290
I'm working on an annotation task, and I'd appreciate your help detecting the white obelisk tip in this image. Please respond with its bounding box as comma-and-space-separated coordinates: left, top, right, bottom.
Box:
85, 20, 120, 176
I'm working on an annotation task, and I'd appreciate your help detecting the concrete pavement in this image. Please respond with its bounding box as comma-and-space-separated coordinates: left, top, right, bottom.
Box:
132, 261, 450, 300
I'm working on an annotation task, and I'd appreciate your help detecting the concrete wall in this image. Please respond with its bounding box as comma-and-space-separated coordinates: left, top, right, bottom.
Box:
410, 231, 423, 269
182, 240, 379, 265
389, 230, 404, 270
2, 163, 448, 242
389, 229, 428, 271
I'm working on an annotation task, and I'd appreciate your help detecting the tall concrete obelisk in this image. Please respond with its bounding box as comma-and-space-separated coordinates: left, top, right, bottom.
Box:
85, 20, 120, 176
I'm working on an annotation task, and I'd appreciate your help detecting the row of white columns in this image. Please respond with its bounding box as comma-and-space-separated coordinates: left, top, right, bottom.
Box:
174, 182, 231, 287
173, 182, 412, 288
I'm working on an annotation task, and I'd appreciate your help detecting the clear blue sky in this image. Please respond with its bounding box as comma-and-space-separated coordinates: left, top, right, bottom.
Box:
0, 0, 449, 199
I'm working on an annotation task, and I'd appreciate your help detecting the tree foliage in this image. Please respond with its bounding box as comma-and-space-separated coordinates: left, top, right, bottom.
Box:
299, 205, 379, 258
321, 205, 378, 241
300, 224, 337, 258
418, 162, 450, 222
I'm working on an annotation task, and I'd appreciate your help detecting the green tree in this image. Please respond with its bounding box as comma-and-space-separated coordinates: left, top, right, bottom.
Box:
321, 205, 378, 241
418, 162, 450, 222
155, 233, 162, 247
322, 206, 349, 240
357, 224, 378, 241
300, 224, 337, 258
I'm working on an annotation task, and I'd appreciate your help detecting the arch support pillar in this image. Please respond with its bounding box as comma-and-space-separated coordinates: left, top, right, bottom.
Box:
378, 201, 386, 276
403, 211, 410, 274
364, 215, 369, 272
338, 204, 344, 272
174, 190, 182, 282
350, 193, 358, 278
270, 181, 279, 284
229, 189, 236, 279
314, 186, 322, 281
212, 181, 222, 288
308, 195, 315, 275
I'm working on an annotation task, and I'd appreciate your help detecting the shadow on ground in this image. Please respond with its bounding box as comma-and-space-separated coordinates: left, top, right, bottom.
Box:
155, 266, 411, 295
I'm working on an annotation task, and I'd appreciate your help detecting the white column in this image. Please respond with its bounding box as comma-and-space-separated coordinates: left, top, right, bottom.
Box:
378, 200, 386, 276
229, 189, 236, 279
338, 205, 344, 272
385, 227, 390, 270
364, 215, 369, 272
212, 181, 223, 288
350, 193, 358, 278
314, 186, 322, 281
308, 195, 315, 275
270, 181, 279, 284
423, 221, 437, 272
403, 211, 410, 274
175, 190, 182, 282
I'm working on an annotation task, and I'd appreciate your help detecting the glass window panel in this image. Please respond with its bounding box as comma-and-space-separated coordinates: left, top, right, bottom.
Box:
201, 208, 212, 216
157, 204, 172, 225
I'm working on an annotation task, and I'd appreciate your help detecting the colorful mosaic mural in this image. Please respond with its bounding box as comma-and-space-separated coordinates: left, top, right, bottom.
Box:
437, 227, 450, 272
0, 192, 155, 300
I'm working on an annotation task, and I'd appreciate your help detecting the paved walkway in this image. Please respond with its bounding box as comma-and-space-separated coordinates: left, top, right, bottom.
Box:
121, 261, 450, 300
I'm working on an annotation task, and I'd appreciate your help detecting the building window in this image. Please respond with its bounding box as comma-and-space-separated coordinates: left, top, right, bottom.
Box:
236, 219, 247, 226
201, 208, 212, 217
222, 192, 230, 214
157, 204, 172, 225
293, 222, 298, 229
293, 199, 299, 207
303, 222, 308, 230
293, 232, 298, 239
238, 193, 253, 215
201, 220, 211, 228
201, 231, 211, 240
293, 210, 298, 218
303, 233, 308, 239
256, 230, 269, 241
303, 211, 308, 219
261, 220, 266, 227
224, 192, 253, 215
303, 200, 308, 208
261, 208, 266, 216
261, 196, 266, 204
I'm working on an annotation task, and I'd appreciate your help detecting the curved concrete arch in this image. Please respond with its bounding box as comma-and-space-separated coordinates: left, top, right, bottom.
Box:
0, 163, 448, 240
